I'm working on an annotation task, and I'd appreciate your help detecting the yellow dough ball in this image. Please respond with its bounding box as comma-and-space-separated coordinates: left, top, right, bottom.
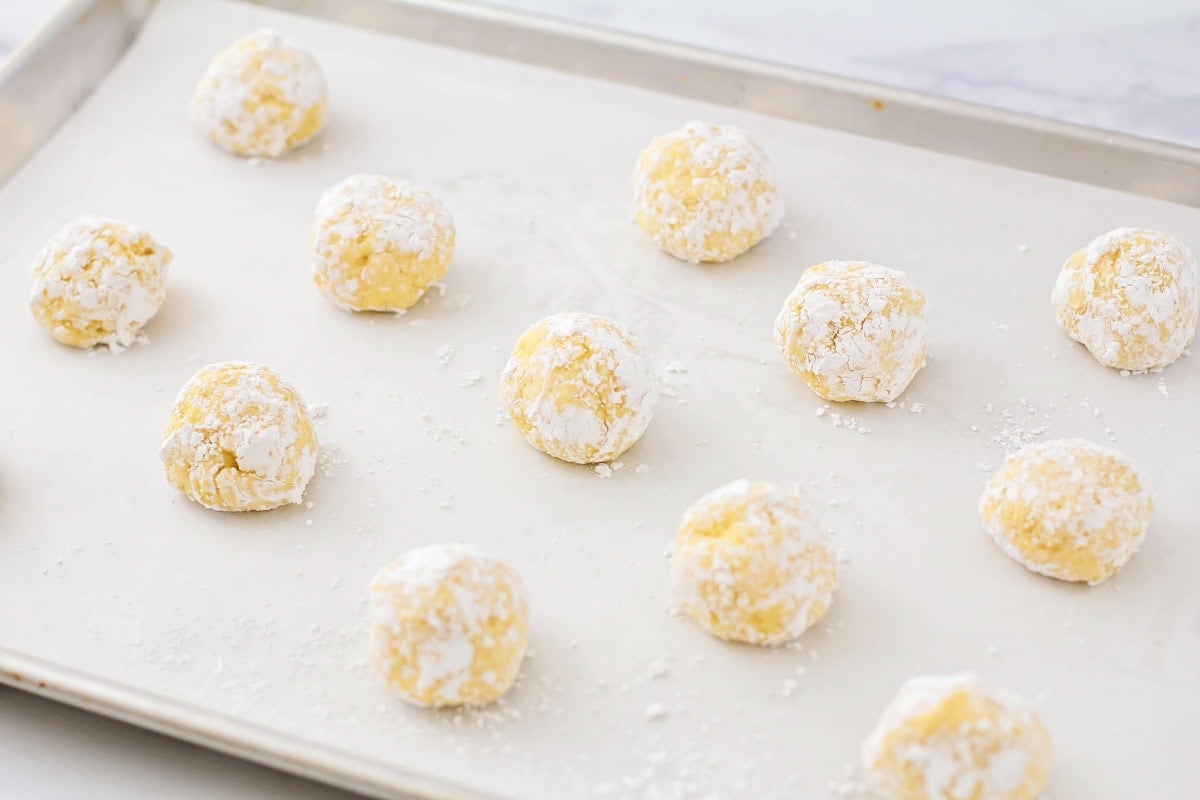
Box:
864, 673, 1051, 800
632, 121, 783, 263
29, 216, 171, 351
979, 438, 1151, 585
190, 29, 327, 158
160, 361, 317, 512
500, 313, 655, 464
312, 174, 455, 312
368, 544, 530, 707
774, 260, 927, 403
671, 480, 837, 645
1052, 227, 1198, 371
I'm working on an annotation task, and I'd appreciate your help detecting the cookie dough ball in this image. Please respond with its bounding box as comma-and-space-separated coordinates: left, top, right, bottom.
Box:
774, 260, 927, 403
369, 544, 530, 707
29, 216, 171, 351
671, 480, 837, 645
190, 29, 327, 158
1053, 228, 1198, 371
500, 313, 655, 464
312, 174, 455, 312
864, 673, 1051, 800
160, 361, 317, 511
979, 438, 1151, 584
633, 121, 783, 263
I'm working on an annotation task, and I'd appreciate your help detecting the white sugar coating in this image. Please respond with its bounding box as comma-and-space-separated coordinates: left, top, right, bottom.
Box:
863, 673, 1052, 800
671, 480, 837, 646
774, 261, 927, 403
159, 361, 318, 512
312, 174, 455, 312
29, 216, 171, 351
1052, 227, 1198, 371
633, 121, 784, 263
979, 438, 1152, 585
500, 312, 656, 464
368, 544, 530, 708
189, 29, 327, 158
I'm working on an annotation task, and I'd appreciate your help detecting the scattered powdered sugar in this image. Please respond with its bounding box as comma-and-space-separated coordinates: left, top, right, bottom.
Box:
594, 462, 625, 479
816, 406, 871, 435
594, 742, 728, 799
644, 702, 669, 720
974, 397, 1051, 455
826, 762, 871, 798
316, 443, 347, 479
420, 412, 466, 452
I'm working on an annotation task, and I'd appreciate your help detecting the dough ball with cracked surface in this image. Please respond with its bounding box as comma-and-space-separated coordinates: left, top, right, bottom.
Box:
312, 174, 455, 312
979, 438, 1152, 584
774, 260, 927, 403
671, 479, 837, 646
368, 543, 530, 707
29, 216, 171, 351
633, 121, 783, 263
863, 673, 1052, 800
500, 312, 655, 464
160, 361, 317, 512
1052, 227, 1198, 371
190, 29, 327, 158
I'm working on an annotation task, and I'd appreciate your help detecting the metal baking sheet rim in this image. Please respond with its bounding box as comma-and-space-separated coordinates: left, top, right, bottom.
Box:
0, 647, 498, 800
2, 0, 1199, 201
0, 2, 1197, 799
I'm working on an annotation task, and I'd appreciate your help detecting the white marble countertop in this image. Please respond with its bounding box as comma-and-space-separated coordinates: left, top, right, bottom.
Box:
3, 0, 1199, 146
1, 1, 1197, 799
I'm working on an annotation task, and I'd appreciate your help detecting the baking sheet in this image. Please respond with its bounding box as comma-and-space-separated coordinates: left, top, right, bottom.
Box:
0, 0, 1197, 797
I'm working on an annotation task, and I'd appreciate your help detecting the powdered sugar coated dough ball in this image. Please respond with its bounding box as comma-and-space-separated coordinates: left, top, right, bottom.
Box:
500, 313, 655, 464
190, 29, 327, 158
671, 480, 837, 646
863, 673, 1052, 800
633, 121, 783, 263
1052, 227, 1198, 371
979, 438, 1152, 585
160, 361, 317, 512
312, 174, 455, 312
774, 260, 927, 403
29, 216, 171, 351
368, 544, 530, 707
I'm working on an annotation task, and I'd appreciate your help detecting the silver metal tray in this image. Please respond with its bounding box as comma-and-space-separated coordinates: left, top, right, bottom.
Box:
4, 0, 1198, 201
1, 2, 1197, 799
